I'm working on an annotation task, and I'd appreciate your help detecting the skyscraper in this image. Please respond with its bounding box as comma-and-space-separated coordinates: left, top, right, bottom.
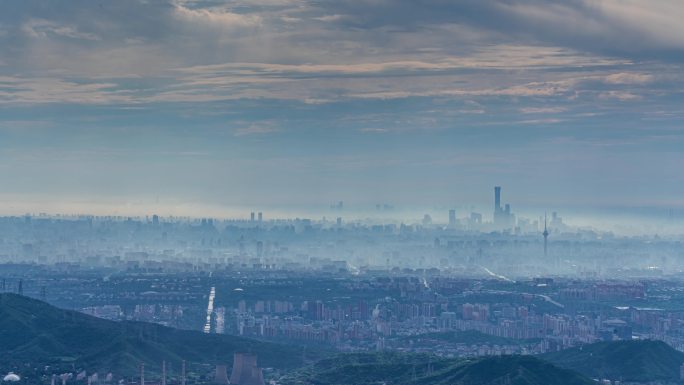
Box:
494, 186, 502, 214
543, 213, 549, 258
493, 186, 514, 228
448, 209, 456, 227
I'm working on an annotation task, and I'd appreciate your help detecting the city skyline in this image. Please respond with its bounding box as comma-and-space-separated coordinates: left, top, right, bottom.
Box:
2, 3, 684, 385
0, 185, 682, 236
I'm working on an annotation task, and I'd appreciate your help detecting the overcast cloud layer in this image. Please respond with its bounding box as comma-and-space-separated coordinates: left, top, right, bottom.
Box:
0, 0, 683, 218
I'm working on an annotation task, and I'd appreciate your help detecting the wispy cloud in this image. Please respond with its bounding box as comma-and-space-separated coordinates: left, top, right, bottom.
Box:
233, 122, 280, 136
604, 72, 655, 85
520, 107, 567, 114
22, 19, 101, 40
598, 90, 642, 101
172, 3, 262, 30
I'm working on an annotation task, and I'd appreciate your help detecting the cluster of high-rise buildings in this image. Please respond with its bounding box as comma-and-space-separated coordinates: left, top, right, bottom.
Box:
493, 186, 515, 228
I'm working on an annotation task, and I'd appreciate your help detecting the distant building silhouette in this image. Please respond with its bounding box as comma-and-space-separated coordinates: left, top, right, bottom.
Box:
493, 186, 514, 228
494, 186, 502, 215
181, 360, 186, 385
230, 353, 265, 385
543, 213, 549, 258
213, 364, 229, 385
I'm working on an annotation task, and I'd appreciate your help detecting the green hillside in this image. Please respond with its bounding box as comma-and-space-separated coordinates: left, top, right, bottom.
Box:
0, 294, 318, 377
282, 352, 595, 385
543, 339, 684, 383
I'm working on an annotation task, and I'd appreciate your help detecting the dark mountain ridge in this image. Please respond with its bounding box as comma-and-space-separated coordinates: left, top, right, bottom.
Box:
543, 339, 684, 383
283, 352, 596, 385
0, 293, 313, 377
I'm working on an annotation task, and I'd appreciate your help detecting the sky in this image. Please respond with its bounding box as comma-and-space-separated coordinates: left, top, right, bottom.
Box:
0, 0, 683, 219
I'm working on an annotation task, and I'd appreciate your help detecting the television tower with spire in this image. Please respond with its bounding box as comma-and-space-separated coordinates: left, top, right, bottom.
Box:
543, 213, 549, 258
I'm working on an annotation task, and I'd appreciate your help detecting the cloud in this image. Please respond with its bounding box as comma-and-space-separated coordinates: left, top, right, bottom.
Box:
604, 72, 655, 85
323, 0, 684, 58
22, 19, 100, 40
314, 14, 347, 22
346, 79, 577, 100
519, 118, 564, 125
520, 107, 567, 114
0, 0, 680, 125
359, 127, 389, 133
598, 91, 642, 101
0, 76, 129, 105
173, 3, 262, 31
233, 122, 280, 136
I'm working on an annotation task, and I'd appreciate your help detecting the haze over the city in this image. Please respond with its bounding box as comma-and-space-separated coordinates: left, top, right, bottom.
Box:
1, 0, 683, 231
6, 4, 684, 385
